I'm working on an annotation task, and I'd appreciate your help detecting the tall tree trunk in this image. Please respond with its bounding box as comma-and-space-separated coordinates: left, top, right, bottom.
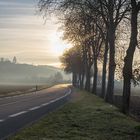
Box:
105, 28, 116, 103
80, 70, 85, 89
72, 72, 77, 87
101, 37, 108, 98
122, 1, 139, 114
92, 57, 98, 94
85, 67, 91, 92
72, 72, 75, 86
78, 73, 82, 88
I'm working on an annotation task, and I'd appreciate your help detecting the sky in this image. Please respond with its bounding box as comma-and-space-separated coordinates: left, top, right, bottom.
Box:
0, 0, 71, 67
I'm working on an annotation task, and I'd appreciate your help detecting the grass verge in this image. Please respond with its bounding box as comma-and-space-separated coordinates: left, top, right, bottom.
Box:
10, 89, 140, 140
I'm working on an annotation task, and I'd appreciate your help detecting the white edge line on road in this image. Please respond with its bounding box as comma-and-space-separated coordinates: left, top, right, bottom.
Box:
0, 119, 5, 122
40, 88, 71, 108
41, 103, 50, 106
9, 111, 28, 118
0, 88, 72, 122
29, 106, 41, 111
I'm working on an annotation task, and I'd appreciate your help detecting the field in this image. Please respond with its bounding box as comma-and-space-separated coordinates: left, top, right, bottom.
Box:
113, 86, 140, 119
0, 84, 53, 98
114, 86, 140, 96
96, 85, 140, 118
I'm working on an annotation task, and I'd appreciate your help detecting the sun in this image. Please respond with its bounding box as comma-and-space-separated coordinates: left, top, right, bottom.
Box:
49, 31, 72, 56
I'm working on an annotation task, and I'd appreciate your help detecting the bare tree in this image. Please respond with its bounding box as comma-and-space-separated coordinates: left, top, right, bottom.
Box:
93, 0, 130, 103
122, 0, 140, 114
38, 0, 132, 104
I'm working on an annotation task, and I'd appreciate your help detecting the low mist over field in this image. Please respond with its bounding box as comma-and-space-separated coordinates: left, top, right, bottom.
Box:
0, 57, 71, 85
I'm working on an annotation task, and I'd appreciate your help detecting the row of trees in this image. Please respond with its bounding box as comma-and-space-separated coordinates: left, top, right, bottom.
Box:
38, 0, 140, 114
0, 56, 17, 64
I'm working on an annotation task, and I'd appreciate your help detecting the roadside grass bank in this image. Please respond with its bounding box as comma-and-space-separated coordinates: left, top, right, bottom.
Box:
10, 89, 140, 140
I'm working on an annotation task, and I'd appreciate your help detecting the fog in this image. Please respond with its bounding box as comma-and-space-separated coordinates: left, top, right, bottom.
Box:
96, 78, 140, 97
114, 81, 140, 96
0, 58, 71, 85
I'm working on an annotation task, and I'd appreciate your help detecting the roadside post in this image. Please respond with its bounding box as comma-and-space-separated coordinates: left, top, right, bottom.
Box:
36, 85, 38, 93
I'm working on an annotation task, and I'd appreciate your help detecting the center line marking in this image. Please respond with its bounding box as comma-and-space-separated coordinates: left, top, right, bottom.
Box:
9, 111, 27, 118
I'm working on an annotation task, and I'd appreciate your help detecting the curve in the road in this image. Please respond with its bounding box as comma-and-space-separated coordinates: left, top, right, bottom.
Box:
0, 85, 72, 140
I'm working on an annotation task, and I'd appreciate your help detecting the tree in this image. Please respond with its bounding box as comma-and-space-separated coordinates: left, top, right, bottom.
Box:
13, 56, 17, 64
101, 32, 109, 98
0, 58, 4, 62
122, 0, 140, 114
95, 0, 130, 103
60, 46, 84, 87
38, 0, 133, 104
54, 72, 63, 83
61, 7, 96, 91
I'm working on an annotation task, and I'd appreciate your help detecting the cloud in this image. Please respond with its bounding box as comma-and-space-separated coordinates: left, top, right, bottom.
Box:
0, 0, 36, 6
0, 0, 68, 66
0, 1, 36, 17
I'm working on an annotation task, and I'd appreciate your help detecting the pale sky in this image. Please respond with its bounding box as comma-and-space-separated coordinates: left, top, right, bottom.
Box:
0, 0, 71, 67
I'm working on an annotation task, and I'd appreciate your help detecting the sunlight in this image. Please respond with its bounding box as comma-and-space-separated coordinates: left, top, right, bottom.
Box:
49, 31, 72, 56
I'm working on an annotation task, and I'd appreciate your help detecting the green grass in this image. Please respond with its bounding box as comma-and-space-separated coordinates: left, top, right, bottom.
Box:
10, 89, 140, 140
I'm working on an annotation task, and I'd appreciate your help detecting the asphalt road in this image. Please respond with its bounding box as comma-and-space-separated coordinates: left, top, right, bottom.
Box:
0, 84, 71, 139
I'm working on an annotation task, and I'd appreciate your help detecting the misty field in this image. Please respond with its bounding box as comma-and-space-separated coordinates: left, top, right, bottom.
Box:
0, 85, 35, 97
96, 85, 140, 119
0, 84, 52, 98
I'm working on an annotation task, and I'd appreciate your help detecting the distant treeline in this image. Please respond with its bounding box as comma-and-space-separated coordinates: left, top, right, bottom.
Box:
0, 59, 71, 85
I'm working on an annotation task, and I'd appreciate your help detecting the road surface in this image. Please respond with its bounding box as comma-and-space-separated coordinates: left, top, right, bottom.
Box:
0, 84, 71, 139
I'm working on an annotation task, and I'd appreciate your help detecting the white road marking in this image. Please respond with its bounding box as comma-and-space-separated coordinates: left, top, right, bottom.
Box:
2, 88, 72, 120
29, 106, 41, 111
9, 111, 27, 118
28, 88, 71, 110
0, 119, 5, 122
49, 100, 55, 103
35, 88, 71, 106
41, 103, 49, 106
